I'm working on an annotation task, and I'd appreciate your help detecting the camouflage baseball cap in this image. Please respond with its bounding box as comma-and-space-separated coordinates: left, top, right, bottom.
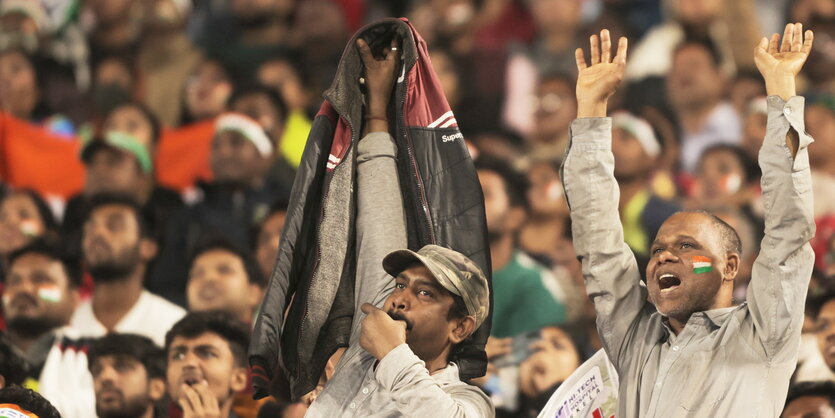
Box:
382, 244, 489, 327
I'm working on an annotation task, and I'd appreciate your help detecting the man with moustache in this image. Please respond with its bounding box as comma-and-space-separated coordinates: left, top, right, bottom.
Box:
72, 194, 185, 346
2, 240, 95, 417
88, 333, 166, 418
296, 38, 493, 417
563, 25, 816, 416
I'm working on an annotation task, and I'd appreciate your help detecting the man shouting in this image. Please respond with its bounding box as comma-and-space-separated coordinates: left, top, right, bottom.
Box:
563, 24, 816, 416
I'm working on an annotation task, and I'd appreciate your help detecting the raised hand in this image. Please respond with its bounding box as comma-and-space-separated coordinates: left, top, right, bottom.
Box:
754, 23, 813, 100
575, 29, 628, 118
357, 36, 401, 134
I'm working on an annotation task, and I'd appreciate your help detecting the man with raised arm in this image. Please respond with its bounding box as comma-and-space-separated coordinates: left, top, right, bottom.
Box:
562, 24, 816, 416
302, 37, 493, 417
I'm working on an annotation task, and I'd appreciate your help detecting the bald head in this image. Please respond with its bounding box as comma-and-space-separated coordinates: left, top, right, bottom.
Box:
679, 210, 742, 256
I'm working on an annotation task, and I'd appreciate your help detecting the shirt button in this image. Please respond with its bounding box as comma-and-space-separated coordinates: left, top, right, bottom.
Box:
784, 107, 793, 116
656, 381, 662, 387
362, 387, 369, 394
350, 402, 356, 409
672, 346, 679, 351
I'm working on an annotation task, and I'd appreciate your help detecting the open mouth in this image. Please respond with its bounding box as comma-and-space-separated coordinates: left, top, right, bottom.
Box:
658, 273, 682, 292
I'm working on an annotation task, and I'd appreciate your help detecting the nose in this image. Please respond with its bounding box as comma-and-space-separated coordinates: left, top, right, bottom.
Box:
656, 249, 680, 265
389, 291, 411, 312
97, 364, 118, 384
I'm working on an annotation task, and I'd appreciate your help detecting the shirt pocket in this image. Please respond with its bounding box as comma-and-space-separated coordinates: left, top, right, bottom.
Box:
675, 347, 727, 413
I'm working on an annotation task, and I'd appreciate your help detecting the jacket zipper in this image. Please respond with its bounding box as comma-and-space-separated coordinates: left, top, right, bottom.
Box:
400, 73, 436, 244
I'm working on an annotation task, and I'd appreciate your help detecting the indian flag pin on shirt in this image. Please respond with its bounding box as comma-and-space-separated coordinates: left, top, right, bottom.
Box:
693, 256, 713, 274
38, 286, 62, 303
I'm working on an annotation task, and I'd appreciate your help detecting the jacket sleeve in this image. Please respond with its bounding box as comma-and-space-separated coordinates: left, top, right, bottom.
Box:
249, 112, 333, 399
746, 95, 816, 360
560, 117, 652, 370
374, 344, 495, 417
350, 131, 408, 343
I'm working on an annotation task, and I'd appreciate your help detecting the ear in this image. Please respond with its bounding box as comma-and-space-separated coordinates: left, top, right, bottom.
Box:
0, 374, 6, 389
723, 252, 740, 282
148, 377, 166, 402
230, 366, 248, 392
139, 238, 158, 262
449, 316, 477, 345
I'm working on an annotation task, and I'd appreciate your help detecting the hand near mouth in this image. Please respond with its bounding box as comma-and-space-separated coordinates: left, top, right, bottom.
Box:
360, 303, 407, 360
179, 380, 221, 418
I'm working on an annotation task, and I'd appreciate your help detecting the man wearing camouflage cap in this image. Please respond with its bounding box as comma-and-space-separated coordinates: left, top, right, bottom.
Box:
303, 36, 493, 417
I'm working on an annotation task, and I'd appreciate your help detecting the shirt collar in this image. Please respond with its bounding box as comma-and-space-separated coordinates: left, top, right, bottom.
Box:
652, 305, 741, 337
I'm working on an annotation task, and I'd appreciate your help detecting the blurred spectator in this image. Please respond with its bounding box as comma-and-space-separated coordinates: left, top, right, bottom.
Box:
201, 0, 296, 81
625, 0, 761, 80
0, 48, 63, 129
730, 69, 767, 115
84, 0, 141, 66
0, 386, 61, 418
0, 189, 59, 275
164, 310, 249, 418
90, 54, 135, 119
187, 237, 266, 324
806, 96, 835, 218
667, 39, 742, 173
476, 156, 567, 339
790, 0, 835, 92
255, 58, 313, 168
255, 201, 288, 279
430, 49, 463, 110
502, 0, 582, 136
610, 111, 679, 261
0, 332, 29, 388
782, 381, 835, 418
72, 194, 185, 346
2, 240, 95, 417
256, 56, 310, 114
524, 73, 577, 157
87, 333, 166, 418
741, 96, 768, 160
815, 290, 835, 376
518, 158, 568, 265
228, 85, 296, 192
151, 112, 283, 306
516, 326, 581, 417
690, 144, 761, 215
181, 57, 233, 126
63, 101, 184, 247
290, 0, 350, 101
137, 0, 203, 127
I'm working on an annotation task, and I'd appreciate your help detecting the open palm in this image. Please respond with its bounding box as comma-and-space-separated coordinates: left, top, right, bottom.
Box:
575, 30, 628, 105
755, 23, 813, 79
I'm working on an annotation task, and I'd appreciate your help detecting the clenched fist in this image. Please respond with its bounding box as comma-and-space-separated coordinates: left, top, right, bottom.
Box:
360, 303, 407, 360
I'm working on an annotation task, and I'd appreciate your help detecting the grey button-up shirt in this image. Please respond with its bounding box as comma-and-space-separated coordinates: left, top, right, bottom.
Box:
305, 132, 494, 417
561, 96, 815, 418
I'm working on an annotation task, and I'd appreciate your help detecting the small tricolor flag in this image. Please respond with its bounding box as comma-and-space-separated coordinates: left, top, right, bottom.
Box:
692, 256, 713, 274
38, 286, 62, 303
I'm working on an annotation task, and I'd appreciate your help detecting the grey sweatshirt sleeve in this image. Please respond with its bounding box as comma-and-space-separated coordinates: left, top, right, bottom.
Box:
350, 131, 408, 344
374, 344, 495, 418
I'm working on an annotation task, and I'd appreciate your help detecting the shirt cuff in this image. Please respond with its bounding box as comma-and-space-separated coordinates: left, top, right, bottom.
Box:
569, 118, 613, 150
766, 95, 814, 152
375, 343, 424, 389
